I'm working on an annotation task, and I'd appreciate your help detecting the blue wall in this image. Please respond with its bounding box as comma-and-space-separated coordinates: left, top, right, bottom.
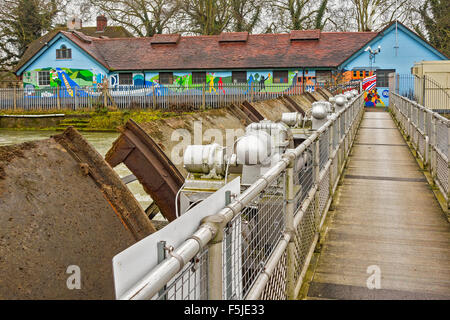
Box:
24, 36, 108, 75
342, 24, 444, 74
19, 34, 109, 90
341, 24, 447, 106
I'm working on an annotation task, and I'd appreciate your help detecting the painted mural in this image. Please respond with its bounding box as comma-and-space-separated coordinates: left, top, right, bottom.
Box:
23, 67, 105, 97
299, 70, 316, 92
107, 69, 314, 94
21, 68, 325, 99
362, 73, 387, 107
337, 69, 387, 107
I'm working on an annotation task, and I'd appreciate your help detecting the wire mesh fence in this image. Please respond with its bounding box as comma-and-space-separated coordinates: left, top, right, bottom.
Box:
259, 249, 288, 300
293, 144, 315, 211
390, 92, 449, 206
223, 176, 286, 300
156, 247, 209, 300
394, 74, 450, 113
292, 198, 316, 287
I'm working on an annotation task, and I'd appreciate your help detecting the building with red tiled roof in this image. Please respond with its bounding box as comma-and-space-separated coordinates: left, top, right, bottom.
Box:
14, 21, 447, 104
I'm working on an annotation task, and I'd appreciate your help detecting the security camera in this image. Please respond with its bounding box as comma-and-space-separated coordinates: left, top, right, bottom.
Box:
364, 46, 371, 52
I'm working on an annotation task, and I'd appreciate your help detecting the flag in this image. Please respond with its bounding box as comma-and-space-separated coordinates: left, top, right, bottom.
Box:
363, 75, 376, 91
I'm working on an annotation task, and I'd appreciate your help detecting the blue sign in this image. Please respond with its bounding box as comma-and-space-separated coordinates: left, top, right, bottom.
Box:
382, 89, 389, 98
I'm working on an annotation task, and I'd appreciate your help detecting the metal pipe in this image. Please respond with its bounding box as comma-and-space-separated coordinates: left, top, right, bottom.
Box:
245, 233, 291, 300
208, 242, 223, 299
122, 226, 215, 300
285, 162, 296, 299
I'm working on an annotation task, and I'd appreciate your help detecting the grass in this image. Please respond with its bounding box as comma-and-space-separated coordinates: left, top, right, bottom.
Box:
0, 107, 198, 131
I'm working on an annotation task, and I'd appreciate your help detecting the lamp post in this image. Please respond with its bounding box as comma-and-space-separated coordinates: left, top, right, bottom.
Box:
365, 45, 381, 73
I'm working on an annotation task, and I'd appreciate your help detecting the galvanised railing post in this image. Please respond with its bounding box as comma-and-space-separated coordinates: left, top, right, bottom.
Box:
422, 75, 426, 107
414, 103, 419, 152
342, 108, 347, 157
411, 102, 415, 150
407, 101, 412, 141
74, 87, 78, 110
313, 139, 321, 229
204, 214, 226, 300
431, 117, 437, 185
337, 113, 342, 176
207, 242, 223, 299
423, 109, 429, 167
285, 155, 296, 300
56, 85, 61, 110
447, 122, 450, 210
202, 83, 206, 109
329, 121, 334, 196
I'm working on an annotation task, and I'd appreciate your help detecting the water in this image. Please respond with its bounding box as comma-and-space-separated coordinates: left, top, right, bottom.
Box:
0, 129, 155, 214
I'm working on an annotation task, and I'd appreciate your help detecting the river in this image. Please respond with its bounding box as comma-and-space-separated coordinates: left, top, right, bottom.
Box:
0, 129, 155, 213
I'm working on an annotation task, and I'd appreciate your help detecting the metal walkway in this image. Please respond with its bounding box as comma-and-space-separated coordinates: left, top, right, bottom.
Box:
306, 110, 450, 299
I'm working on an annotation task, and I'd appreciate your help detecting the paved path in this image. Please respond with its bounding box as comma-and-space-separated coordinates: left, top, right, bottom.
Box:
306, 110, 450, 299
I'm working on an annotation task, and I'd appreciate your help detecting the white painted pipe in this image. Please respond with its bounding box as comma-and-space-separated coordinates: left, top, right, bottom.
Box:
245, 233, 291, 300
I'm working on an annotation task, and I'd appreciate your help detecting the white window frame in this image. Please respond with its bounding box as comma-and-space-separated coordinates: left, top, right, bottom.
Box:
38, 71, 51, 86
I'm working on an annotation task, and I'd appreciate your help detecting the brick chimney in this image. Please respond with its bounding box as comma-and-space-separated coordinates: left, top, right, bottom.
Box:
67, 16, 82, 30
96, 15, 107, 33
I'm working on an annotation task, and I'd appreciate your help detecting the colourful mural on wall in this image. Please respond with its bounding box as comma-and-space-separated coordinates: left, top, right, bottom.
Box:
300, 70, 316, 92
22, 67, 332, 99
23, 67, 105, 96
364, 88, 385, 107
107, 70, 310, 94
362, 74, 386, 107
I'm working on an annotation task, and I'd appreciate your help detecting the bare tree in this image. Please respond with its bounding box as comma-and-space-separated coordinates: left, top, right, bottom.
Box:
229, 0, 263, 32
268, 0, 330, 31
416, 0, 449, 56
326, 0, 418, 32
90, 0, 181, 37
0, 0, 63, 68
350, 0, 411, 31
178, 0, 232, 35
314, 0, 329, 30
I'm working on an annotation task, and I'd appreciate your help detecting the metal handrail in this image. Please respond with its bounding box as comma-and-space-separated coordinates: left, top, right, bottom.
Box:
390, 92, 449, 209
118, 92, 364, 300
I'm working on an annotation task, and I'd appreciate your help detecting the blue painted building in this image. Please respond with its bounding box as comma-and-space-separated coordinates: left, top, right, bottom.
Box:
341, 22, 447, 106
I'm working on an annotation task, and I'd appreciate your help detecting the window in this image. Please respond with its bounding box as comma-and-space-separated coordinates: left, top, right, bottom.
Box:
38, 71, 50, 86
232, 71, 247, 83
119, 73, 133, 85
159, 72, 173, 85
316, 70, 332, 83
273, 70, 288, 84
56, 45, 72, 59
192, 72, 206, 84
376, 69, 395, 88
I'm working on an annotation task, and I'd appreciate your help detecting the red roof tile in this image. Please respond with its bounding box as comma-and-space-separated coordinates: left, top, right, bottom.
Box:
150, 34, 180, 44
290, 29, 321, 40
219, 32, 249, 42
17, 30, 378, 73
